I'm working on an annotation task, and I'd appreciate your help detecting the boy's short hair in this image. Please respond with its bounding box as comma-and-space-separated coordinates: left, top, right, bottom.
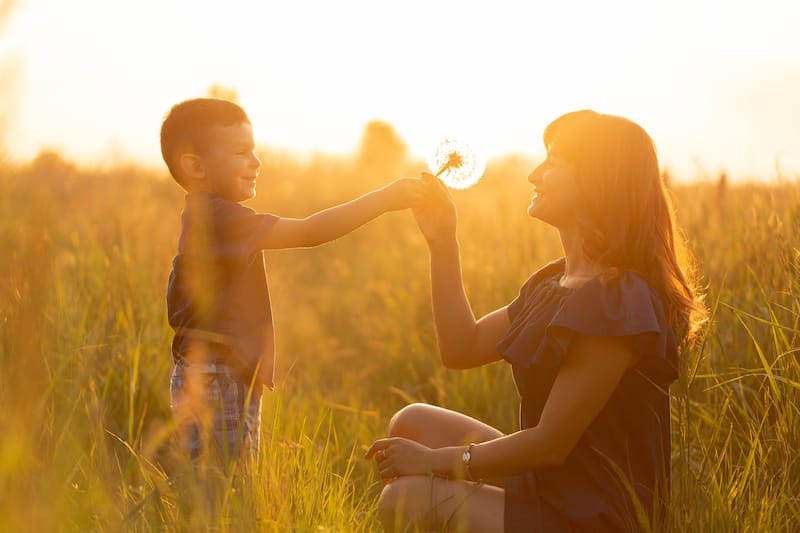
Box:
160, 98, 251, 187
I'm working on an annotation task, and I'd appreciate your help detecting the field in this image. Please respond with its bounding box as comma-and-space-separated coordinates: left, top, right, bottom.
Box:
1, 148, 798, 532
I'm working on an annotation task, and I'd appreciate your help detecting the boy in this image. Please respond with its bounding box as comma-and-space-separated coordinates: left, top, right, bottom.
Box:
161, 98, 425, 461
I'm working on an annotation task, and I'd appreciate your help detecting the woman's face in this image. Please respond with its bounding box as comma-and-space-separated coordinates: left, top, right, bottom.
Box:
526, 153, 578, 228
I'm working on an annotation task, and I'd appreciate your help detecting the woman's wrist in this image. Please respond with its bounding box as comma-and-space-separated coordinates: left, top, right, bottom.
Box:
462, 443, 479, 482
427, 235, 459, 255
430, 445, 475, 480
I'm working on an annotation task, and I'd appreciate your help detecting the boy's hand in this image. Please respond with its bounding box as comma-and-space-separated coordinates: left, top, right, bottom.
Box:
379, 177, 428, 212
413, 172, 457, 246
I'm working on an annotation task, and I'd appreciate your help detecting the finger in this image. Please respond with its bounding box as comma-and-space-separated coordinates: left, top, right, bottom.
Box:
365, 443, 381, 459
432, 183, 451, 205
379, 461, 395, 479
410, 194, 427, 208
365, 438, 392, 459
421, 171, 436, 182
433, 178, 456, 203
373, 448, 388, 464
433, 176, 449, 194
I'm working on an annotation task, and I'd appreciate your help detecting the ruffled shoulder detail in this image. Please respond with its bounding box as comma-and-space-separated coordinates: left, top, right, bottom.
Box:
548, 272, 678, 383
497, 268, 678, 383
496, 259, 571, 369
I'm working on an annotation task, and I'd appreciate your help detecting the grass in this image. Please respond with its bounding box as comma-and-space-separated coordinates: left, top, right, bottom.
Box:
0, 150, 798, 531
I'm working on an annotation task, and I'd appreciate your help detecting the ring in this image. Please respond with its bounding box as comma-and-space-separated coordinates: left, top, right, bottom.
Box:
378, 450, 385, 460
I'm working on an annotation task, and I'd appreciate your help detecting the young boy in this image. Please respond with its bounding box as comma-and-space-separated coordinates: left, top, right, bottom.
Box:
161, 98, 425, 461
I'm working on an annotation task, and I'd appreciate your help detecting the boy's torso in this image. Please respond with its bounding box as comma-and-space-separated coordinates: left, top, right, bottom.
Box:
167, 192, 279, 386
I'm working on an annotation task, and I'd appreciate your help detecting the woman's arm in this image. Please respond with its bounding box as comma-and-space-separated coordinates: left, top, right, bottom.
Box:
454, 334, 638, 477
427, 238, 509, 369
415, 177, 509, 369
367, 334, 638, 479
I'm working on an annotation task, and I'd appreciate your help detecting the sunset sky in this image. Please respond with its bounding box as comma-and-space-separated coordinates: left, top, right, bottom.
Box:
2, 0, 799, 182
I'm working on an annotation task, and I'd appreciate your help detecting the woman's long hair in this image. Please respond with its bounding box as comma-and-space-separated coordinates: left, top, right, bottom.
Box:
544, 110, 705, 341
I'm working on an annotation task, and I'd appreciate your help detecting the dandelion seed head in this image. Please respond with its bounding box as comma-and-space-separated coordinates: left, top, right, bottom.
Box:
426, 138, 486, 190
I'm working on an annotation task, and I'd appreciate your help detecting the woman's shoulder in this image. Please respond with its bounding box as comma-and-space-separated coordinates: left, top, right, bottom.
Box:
551, 269, 678, 381
570, 269, 663, 314
558, 269, 666, 328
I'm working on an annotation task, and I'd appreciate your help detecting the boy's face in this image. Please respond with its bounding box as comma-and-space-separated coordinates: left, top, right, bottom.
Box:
196, 122, 261, 202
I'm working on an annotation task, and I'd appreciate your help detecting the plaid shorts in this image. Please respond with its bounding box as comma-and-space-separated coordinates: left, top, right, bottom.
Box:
170, 360, 262, 461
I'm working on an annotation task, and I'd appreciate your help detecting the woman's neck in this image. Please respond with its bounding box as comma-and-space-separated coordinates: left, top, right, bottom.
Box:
558, 227, 601, 288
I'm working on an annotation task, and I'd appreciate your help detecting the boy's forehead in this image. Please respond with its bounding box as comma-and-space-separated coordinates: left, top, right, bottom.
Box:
206, 122, 254, 144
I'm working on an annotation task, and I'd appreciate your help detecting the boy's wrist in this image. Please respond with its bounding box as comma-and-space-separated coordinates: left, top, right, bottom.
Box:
376, 185, 392, 212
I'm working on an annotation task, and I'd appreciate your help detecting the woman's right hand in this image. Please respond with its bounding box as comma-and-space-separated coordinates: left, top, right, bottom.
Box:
414, 172, 457, 246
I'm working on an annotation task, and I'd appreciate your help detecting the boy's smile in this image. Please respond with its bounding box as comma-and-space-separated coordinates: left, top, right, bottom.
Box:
197, 122, 262, 202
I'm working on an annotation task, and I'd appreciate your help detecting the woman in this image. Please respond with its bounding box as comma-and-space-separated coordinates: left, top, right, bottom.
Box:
366, 110, 705, 532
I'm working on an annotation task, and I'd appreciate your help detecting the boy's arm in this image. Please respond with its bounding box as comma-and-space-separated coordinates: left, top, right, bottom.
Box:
258, 177, 425, 249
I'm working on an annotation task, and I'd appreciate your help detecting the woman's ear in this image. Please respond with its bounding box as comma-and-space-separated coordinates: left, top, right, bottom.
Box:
178, 152, 205, 182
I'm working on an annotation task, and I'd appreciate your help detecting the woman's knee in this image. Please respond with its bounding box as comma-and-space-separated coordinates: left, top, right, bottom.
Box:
387, 402, 436, 438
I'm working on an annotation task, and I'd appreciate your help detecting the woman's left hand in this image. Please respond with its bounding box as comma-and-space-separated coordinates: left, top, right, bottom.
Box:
365, 437, 439, 480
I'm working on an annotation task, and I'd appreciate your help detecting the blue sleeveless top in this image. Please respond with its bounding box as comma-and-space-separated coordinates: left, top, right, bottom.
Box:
496, 258, 678, 532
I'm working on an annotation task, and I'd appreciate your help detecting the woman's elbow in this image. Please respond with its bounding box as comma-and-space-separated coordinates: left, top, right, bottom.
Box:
535, 431, 575, 467
539, 447, 569, 467
439, 349, 467, 370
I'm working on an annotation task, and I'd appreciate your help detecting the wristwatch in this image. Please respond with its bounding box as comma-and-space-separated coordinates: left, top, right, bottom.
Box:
462, 443, 476, 481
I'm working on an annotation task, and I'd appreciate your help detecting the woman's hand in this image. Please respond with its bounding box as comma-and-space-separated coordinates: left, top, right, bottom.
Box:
413, 173, 457, 247
379, 177, 428, 212
366, 437, 442, 480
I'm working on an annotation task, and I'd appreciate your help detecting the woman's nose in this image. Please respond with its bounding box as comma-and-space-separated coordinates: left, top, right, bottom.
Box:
528, 165, 544, 184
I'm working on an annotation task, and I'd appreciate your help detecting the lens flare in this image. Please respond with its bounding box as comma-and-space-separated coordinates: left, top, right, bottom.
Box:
426, 138, 485, 190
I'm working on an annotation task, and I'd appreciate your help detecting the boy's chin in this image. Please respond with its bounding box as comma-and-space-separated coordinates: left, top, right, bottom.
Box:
235, 187, 257, 202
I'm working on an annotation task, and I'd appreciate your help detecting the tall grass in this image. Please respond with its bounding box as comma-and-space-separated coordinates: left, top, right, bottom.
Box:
0, 151, 797, 531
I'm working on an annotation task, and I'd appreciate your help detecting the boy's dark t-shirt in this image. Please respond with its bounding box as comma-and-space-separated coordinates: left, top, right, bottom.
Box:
167, 191, 279, 387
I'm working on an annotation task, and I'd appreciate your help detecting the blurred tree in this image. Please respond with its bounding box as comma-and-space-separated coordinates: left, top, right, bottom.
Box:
356, 120, 408, 181
206, 83, 240, 103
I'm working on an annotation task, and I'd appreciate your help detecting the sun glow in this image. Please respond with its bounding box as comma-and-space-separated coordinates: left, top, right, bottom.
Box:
2, 0, 800, 181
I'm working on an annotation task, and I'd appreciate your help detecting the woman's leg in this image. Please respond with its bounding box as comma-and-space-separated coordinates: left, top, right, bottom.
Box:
388, 402, 505, 487
377, 403, 507, 531
388, 402, 504, 448
378, 475, 504, 533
